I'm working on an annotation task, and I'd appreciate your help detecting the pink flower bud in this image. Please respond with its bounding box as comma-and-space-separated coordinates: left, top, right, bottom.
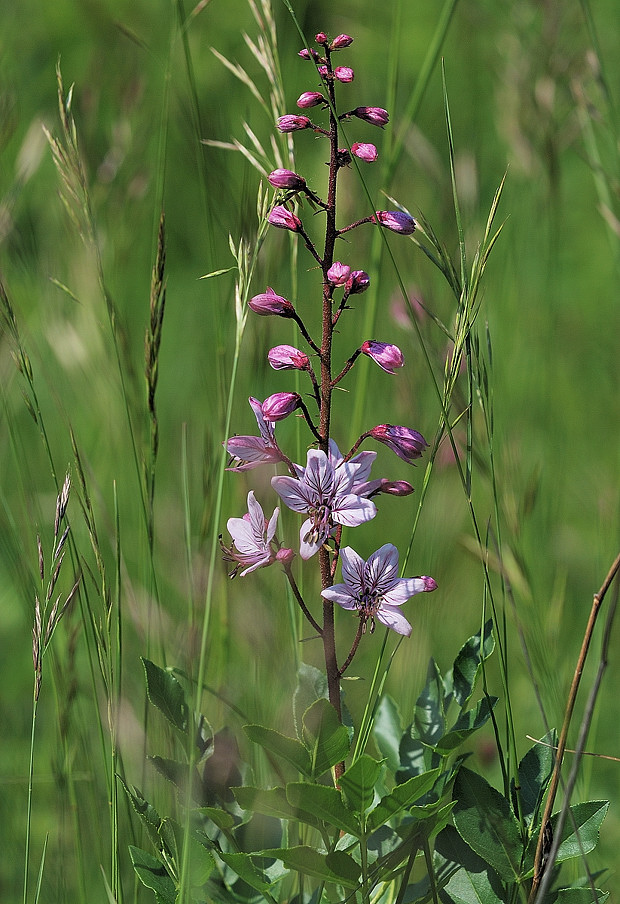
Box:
351, 142, 378, 162
361, 340, 405, 373
370, 424, 428, 464
268, 345, 310, 371
276, 547, 296, 565
378, 479, 415, 496
268, 169, 306, 191
346, 270, 370, 294
299, 48, 320, 61
422, 576, 438, 592
334, 66, 354, 83
249, 287, 295, 317
317, 65, 328, 77
374, 210, 416, 235
353, 106, 390, 127
268, 205, 302, 232
331, 34, 353, 50
297, 91, 324, 108
262, 392, 301, 422
315, 32, 328, 44
277, 114, 311, 133
327, 261, 351, 286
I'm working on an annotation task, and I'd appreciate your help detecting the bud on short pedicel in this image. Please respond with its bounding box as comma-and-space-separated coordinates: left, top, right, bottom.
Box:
346, 270, 370, 294
334, 66, 354, 83
268, 205, 302, 232
249, 288, 295, 317
370, 424, 428, 464
268, 169, 306, 191
268, 345, 310, 371
277, 115, 311, 133
262, 392, 302, 422
297, 91, 324, 108
327, 262, 351, 286
331, 34, 353, 50
374, 210, 417, 235
351, 142, 378, 162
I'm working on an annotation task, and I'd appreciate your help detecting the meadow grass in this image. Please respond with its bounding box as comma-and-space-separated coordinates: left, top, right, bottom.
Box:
1, 0, 620, 901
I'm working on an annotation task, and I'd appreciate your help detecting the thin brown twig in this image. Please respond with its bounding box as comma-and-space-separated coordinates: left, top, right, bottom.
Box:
529, 549, 620, 900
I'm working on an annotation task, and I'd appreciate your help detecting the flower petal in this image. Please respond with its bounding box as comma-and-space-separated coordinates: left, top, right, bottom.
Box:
331, 494, 376, 527
376, 605, 412, 637
321, 584, 358, 610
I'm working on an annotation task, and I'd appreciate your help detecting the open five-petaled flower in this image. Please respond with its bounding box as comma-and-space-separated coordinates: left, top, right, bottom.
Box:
224, 397, 287, 471
272, 448, 376, 559
221, 491, 280, 577
321, 544, 437, 636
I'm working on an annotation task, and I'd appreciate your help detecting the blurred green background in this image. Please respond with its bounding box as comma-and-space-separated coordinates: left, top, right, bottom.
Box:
2, 0, 620, 899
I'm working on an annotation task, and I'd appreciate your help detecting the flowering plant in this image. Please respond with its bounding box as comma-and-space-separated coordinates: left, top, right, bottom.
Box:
125, 21, 610, 904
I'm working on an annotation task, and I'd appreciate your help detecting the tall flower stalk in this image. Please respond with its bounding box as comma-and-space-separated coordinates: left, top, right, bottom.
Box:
222, 31, 436, 779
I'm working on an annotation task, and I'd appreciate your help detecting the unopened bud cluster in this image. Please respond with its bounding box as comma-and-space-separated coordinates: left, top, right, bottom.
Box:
222, 29, 435, 647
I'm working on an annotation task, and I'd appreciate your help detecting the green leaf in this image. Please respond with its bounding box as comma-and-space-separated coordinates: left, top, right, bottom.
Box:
367, 768, 440, 833
149, 755, 193, 794
129, 846, 176, 904
512, 730, 556, 826
445, 620, 494, 707
119, 780, 163, 851
142, 658, 189, 733
339, 755, 382, 815
413, 659, 445, 745
434, 696, 498, 753
372, 695, 402, 773
293, 662, 328, 739
233, 785, 315, 824
258, 845, 360, 888
244, 724, 312, 777
434, 825, 504, 904
452, 767, 523, 881
554, 800, 609, 863
397, 731, 429, 781
197, 807, 235, 830
556, 890, 609, 904
522, 801, 609, 878
302, 698, 350, 778
218, 851, 276, 894
286, 782, 360, 836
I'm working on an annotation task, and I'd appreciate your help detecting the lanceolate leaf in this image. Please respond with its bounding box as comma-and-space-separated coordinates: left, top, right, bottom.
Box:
219, 851, 278, 894
452, 768, 523, 882
244, 724, 312, 777
119, 780, 163, 851
413, 659, 445, 745
434, 825, 504, 904
523, 800, 609, 875
513, 730, 556, 826
556, 889, 609, 903
366, 768, 440, 833
142, 658, 189, 733
293, 662, 328, 739
129, 846, 176, 904
257, 846, 360, 888
233, 785, 318, 826
434, 696, 498, 753
373, 694, 402, 772
444, 620, 494, 708
339, 755, 382, 815
302, 698, 350, 778
286, 782, 360, 836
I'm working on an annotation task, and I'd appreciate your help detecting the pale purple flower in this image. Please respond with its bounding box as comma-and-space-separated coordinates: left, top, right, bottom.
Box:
224, 397, 287, 471
268, 206, 302, 232
351, 142, 378, 162
361, 340, 405, 374
221, 491, 280, 577
370, 424, 428, 464
297, 91, 324, 108
327, 261, 351, 286
334, 66, 354, 83
374, 210, 417, 235
346, 270, 370, 294
262, 392, 301, 422
353, 106, 389, 127
272, 448, 376, 559
277, 115, 311, 133
331, 34, 353, 50
321, 544, 437, 635
325, 439, 376, 497
268, 345, 309, 371
249, 287, 295, 317
268, 169, 306, 191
